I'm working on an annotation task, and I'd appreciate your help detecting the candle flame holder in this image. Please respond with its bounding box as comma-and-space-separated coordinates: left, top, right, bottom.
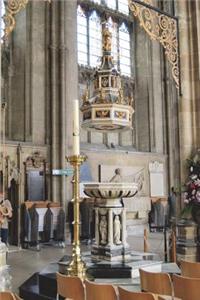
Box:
66, 154, 87, 279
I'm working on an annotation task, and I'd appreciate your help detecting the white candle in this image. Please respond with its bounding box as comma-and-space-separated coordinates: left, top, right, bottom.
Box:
73, 99, 80, 155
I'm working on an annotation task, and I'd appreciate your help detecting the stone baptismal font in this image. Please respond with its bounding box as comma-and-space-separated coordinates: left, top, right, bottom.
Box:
84, 182, 138, 261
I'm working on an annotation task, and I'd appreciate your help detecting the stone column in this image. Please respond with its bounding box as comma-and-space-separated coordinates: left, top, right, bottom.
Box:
149, 41, 164, 153
134, 24, 151, 151
31, 1, 46, 145
121, 208, 127, 246
107, 209, 114, 247
59, 0, 66, 208
49, 0, 61, 202
95, 208, 99, 246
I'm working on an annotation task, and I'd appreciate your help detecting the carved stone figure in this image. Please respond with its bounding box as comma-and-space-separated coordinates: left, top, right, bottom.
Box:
110, 168, 122, 183
103, 28, 112, 52
99, 215, 107, 245
114, 215, 121, 245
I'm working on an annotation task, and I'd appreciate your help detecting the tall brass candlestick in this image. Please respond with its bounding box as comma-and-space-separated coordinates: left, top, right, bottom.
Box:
67, 154, 86, 279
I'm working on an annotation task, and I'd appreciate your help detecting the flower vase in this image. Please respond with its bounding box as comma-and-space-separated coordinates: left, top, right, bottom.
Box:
191, 203, 200, 225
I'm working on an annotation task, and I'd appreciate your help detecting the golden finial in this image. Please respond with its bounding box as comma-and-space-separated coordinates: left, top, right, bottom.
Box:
2, 0, 51, 41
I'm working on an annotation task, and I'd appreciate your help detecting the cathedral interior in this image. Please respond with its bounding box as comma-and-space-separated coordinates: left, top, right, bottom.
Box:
0, 0, 200, 299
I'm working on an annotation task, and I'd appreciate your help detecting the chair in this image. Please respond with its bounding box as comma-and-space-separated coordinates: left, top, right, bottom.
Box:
0, 293, 22, 300
180, 259, 200, 278
173, 274, 200, 300
139, 269, 172, 296
118, 286, 157, 300
56, 273, 85, 300
84, 279, 118, 300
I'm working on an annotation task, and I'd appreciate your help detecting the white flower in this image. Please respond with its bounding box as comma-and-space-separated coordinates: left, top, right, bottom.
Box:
195, 179, 200, 186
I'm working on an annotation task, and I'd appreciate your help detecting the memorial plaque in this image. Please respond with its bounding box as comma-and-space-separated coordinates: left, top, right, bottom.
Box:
27, 171, 45, 201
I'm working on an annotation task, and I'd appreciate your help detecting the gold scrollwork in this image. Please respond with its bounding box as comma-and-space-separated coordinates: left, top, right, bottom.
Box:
3, 0, 28, 39
114, 111, 127, 120
96, 110, 110, 118
2, 0, 51, 40
128, 0, 179, 89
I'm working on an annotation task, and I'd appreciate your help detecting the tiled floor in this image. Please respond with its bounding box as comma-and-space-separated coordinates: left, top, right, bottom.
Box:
7, 232, 165, 294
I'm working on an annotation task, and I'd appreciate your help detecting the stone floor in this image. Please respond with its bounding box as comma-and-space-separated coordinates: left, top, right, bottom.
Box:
7, 232, 165, 294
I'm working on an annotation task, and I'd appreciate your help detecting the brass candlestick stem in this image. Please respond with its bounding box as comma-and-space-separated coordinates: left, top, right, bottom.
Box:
67, 154, 87, 279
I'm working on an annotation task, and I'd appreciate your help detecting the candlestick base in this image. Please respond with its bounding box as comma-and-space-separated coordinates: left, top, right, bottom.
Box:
66, 154, 87, 279
67, 246, 86, 279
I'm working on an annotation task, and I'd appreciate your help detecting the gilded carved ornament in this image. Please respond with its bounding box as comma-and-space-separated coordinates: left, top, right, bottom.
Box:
128, 0, 180, 90
2, 0, 51, 40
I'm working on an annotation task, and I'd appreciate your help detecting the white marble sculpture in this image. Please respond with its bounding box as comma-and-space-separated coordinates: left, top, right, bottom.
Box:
114, 215, 121, 245
99, 215, 107, 245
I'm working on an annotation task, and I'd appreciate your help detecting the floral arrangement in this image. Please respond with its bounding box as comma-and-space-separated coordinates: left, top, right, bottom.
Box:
183, 151, 200, 205
181, 150, 200, 219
